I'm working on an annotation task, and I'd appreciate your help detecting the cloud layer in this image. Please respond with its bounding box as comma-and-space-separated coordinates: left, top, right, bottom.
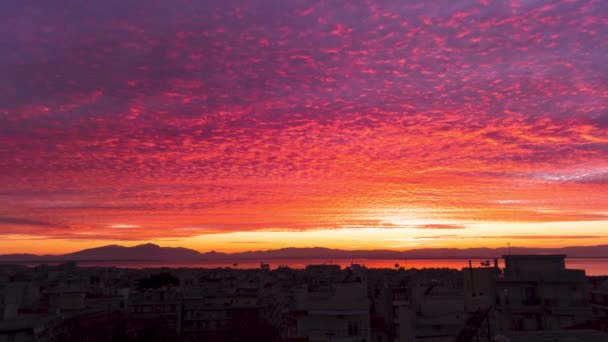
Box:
0, 0, 607, 244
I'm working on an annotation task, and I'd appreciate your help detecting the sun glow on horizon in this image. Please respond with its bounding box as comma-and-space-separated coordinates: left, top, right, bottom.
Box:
1, 220, 608, 255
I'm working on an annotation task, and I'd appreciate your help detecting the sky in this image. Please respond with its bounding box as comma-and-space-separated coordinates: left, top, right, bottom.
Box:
0, 0, 607, 254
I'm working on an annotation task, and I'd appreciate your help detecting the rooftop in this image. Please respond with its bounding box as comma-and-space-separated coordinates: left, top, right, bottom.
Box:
504, 329, 608, 342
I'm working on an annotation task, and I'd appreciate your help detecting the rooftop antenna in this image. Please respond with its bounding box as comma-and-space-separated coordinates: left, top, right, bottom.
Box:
469, 260, 475, 297
507, 242, 511, 255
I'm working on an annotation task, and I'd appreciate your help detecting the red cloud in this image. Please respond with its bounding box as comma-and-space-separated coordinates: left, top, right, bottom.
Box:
0, 0, 606, 245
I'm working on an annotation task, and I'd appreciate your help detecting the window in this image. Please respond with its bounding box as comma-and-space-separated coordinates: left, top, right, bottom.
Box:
348, 321, 360, 336
511, 318, 524, 331
525, 286, 535, 299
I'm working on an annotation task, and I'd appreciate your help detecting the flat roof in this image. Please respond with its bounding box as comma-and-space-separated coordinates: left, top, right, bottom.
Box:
506, 329, 608, 342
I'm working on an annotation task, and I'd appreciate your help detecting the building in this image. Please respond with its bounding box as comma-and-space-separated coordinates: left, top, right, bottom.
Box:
590, 279, 608, 318
463, 266, 500, 313
47, 287, 86, 313
391, 282, 414, 342
288, 281, 370, 342
180, 286, 266, 339
412, 284, 466, 342
127, 289, 181, 332
503, 329, 608, 342
495, 255, 592, 332
0, 314, 64, 342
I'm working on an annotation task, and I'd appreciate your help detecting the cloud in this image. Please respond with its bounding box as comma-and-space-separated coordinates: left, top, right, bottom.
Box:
412, 235, 460, 239
0, 216, 62, 228
411, 235, 608, 240
524, 168, 608, 184
482, 235, 608, 240
227, 241, 267, 244
411, 224, 468, 230
0, 0, 606, 245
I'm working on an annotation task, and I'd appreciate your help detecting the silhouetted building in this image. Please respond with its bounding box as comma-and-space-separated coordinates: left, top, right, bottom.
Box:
1, 256, 605, 341
463, 266, 500, 313
495, 255, 592, 332
128, 289, 181, 332
503, 329, 608, 342
590, 279, 608, 318
288, 280, 370, 341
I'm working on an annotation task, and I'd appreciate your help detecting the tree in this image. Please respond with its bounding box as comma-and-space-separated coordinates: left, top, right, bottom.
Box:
136, 272, 179, 289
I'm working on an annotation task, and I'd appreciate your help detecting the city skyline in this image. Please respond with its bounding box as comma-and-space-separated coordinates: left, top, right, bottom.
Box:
1, 0, 608, 254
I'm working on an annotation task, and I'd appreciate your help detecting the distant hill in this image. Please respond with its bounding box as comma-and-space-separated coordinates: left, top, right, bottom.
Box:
0, 244, 209, 262
0, 244, 607, 262
64, 243, 204, 261
229, 245, 608, 259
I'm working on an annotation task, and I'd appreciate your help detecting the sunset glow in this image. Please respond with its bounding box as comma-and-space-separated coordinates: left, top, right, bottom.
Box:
1, 0, 607, 254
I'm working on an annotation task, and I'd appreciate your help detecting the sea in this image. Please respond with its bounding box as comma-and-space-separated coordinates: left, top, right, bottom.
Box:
14, 258, 608, 276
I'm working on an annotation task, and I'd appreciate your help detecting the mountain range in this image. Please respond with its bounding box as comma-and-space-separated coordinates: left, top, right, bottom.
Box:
0, 243, 607, 262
